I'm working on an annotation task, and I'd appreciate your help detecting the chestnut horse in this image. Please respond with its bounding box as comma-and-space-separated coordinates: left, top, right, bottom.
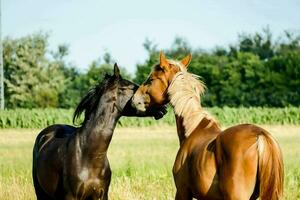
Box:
131, 52, 284, 200
32, 64, 166, 200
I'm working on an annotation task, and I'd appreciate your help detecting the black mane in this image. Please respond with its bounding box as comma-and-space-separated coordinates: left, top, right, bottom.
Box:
73, 76, 111, 125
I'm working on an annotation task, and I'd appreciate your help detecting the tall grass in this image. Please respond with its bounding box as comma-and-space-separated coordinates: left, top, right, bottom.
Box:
0, 107, 299, 128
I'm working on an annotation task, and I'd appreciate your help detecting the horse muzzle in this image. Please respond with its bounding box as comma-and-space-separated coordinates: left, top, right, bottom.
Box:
131, 94, 148, 112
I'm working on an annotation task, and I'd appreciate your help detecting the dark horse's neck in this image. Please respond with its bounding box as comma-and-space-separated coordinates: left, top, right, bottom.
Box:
78, 91, 120, 164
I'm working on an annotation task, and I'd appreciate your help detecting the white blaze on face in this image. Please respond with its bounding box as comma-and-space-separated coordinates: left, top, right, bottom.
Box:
101, 168, 106, 176
132, 94, 147, 112
79, 168, 89, 181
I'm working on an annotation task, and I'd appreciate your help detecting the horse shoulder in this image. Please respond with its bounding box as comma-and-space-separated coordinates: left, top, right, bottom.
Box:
191, 134, 220, 196
173, 130, 220, 197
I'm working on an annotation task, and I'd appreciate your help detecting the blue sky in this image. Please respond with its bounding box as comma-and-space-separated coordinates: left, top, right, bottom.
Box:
3, 0, 300, 73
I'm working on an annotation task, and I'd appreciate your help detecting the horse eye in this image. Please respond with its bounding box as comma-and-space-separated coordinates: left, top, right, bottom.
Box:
119, 87, 128, 91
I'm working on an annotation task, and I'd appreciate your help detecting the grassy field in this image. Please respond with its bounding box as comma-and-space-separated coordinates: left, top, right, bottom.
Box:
0, 126, 299, 199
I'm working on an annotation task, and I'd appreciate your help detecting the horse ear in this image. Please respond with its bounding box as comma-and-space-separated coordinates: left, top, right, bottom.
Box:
159, 51, 169, 70
181, 54, 192, 68
113, 63, 120, 78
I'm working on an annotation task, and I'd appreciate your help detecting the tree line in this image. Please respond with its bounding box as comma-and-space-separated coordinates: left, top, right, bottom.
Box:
3, 28, 300, 108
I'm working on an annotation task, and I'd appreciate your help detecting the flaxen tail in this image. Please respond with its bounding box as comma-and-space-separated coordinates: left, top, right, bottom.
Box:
257, 130, 284, 200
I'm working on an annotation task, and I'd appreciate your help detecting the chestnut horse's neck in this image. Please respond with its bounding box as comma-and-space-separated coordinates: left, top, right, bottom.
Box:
78, 90, 120, 162
174, 114, 220, 144
168, 72, 220, 143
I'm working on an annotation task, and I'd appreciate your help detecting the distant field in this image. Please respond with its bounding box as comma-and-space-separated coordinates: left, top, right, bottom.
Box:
0, 126, 299, 200
0, 107, 300, 128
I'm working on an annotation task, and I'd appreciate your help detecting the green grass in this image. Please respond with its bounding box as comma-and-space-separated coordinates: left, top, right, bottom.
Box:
0, 107, 300, 128
0, 126, 299, 199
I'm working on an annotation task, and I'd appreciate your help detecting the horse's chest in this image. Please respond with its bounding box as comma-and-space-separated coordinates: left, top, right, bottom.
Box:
71, 166, 111, 199
74, 178, 103, 199
74, 176, 104, 199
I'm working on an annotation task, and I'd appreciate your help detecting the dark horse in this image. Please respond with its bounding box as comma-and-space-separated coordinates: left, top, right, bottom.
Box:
32, 64, 166, 200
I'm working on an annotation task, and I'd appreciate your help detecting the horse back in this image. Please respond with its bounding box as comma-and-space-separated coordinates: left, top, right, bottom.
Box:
217, 124, 262, 160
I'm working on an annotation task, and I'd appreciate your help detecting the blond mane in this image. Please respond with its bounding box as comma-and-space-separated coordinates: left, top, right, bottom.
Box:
168, 59, 187, 71
167, 60, 218, 136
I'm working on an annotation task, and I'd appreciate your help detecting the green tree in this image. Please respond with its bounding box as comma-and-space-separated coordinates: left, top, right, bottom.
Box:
238, 27, 274, 60
60, 53, 132, 108
3, 33, 67, 108
134, 29, 300, 107
134, 39, 159, 84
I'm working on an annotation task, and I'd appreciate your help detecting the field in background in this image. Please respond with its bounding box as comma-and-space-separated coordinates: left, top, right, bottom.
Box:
0, 126, 299, 200
0, 107, 300, 128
